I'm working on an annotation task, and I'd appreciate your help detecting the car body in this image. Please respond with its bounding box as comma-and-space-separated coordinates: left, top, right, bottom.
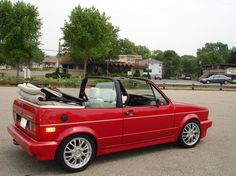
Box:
200, 74, 232, 84
184, 73, 192, 80
8, 77, 212, 172
232, 79, 236, 84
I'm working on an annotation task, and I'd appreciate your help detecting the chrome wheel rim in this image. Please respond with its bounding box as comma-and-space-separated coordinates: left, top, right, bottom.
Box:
63, 137, 92, 169
182, 122, 200, 146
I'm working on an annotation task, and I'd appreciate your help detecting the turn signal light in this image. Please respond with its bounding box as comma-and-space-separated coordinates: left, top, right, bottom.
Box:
45, 127, 56, 133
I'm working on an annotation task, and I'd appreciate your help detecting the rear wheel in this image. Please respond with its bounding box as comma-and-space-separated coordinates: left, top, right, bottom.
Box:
56, 134, 96, 172
178, 120, 201, 148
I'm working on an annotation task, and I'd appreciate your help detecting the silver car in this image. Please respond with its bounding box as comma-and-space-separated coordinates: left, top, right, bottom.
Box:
200, 75, 232, 84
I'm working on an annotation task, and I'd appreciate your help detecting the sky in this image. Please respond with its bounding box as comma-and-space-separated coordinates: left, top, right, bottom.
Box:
11, 0, 236, 56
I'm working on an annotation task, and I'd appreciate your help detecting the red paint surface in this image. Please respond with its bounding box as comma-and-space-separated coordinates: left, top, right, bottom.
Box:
8, 86, 212, 160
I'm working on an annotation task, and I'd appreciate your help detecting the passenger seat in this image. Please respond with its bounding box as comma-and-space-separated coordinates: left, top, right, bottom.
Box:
100, 89, 116, 107
86, 87, 103, 107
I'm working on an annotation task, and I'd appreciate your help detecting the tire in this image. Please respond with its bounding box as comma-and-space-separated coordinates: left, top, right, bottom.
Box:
56, 134, 96, 172
178, 120, 201, 148
224, 80, 228, 84
206, 80, 210, 84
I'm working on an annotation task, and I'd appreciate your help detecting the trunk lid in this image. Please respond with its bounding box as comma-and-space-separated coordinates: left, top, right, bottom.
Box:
13, 99, 39, 138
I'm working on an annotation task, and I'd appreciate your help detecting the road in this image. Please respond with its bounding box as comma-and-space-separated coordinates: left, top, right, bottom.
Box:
0, 87, 236, 176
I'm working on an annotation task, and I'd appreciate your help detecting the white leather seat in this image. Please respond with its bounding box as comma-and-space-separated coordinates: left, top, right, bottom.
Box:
85, 88, 117, 108
87, 87, 103, 107
100, 89, 116, 107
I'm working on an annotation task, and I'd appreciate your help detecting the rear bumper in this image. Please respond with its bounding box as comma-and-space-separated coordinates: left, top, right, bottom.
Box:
7, 124, 58, 160
200, 120, 212, 138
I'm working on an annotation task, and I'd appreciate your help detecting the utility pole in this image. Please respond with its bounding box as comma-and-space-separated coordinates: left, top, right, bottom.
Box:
58, 38, 63, 68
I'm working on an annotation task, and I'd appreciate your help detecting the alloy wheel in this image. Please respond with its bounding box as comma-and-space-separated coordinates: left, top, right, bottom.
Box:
63, 137, 92, 169
182, 122, 200, 146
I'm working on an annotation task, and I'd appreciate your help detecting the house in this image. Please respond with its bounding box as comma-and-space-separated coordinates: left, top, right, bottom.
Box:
61, 53, 147, 76
139, 58, 163, 79
118, 55, 142, 64
42, 56, 59, 68
201, 64, 236, 79
30, 62, 43, 69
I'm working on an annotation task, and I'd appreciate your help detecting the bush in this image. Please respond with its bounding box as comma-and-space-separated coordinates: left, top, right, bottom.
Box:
45, 68, 71, 79
133, 70, 141, 77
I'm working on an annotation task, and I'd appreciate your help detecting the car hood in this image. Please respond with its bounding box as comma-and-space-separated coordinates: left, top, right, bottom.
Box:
172, 102, 208, 113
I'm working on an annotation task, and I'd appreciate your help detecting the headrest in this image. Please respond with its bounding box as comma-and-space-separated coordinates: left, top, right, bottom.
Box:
101, 89, 116, 102
89, 87, 101, 99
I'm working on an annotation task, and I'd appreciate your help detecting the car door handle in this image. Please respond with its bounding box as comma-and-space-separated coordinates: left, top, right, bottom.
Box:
124, 110, 135, 115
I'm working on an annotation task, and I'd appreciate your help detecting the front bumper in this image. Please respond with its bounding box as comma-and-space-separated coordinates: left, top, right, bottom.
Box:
7, 124, 58, 160
200, 120, 213, 138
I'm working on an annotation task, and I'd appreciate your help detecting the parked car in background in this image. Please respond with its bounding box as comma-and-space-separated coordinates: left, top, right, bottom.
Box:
184, 73, 192, 80
200, 75, 232, 84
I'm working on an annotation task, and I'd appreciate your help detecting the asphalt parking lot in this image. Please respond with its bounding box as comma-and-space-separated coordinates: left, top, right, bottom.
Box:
0, 87, 236, 176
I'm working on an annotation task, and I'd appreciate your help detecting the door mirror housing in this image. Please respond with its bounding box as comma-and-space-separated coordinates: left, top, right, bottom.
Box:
156, 99, 163, 107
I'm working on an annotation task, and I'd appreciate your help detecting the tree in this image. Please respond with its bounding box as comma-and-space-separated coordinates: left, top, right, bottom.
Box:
116, 38, 137, 55
31, 48, 44, 64
105, 38, 122, 60
0, 0, 42, 77
162, 50, 181, 78
151, 50, 164, 61
135, 45, 151, 59
62, 5, 118, 76
228, 47, 236, 64
197, 42, 230, 65
180, 55, 198, 75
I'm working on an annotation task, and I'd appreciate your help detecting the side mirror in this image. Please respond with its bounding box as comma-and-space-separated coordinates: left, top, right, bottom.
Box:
156, 99, 163, 107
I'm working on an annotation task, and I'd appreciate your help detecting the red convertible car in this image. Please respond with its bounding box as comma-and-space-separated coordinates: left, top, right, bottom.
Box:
8, 77, 212, 172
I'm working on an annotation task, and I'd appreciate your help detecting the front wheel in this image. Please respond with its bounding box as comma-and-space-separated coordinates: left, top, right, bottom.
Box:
56, 134, 96, 172
224, 80, 228, 84
178, 120, 201, 148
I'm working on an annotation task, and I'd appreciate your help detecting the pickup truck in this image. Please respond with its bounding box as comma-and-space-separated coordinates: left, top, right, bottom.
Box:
8, 77, 212, 172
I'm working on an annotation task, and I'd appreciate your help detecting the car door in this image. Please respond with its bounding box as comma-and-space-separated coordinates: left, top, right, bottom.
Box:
79, 77, 123, 148
122, 80, 175, 144
212, 75, 219, 83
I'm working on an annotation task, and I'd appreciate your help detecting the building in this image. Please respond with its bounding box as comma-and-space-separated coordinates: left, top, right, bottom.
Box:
201, 64, 236, 79
139, 58, 163, 79
61, 53, 147, 76
118, 55, 142, 64
42, 56, 59, 68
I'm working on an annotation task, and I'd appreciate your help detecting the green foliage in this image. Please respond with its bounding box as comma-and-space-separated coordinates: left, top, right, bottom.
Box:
107, 38, 151, 60
106, 38, 121, 60
162, 50, 181, 78
0, 76, 81, 83
116, 38, 137, 55
31, 48, 45, 64
151, 50, 164, 61
180, 55, 198, 75
62, 5, 118, 75
133, 70, 141, 77
197, 42, 230, 65
0, 0, 42, 75
45, 68, 71, 79
135, 45, 151, 59
228, 47, 236, 64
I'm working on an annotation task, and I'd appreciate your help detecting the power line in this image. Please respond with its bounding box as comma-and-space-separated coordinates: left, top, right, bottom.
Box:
41, 48, 59, 52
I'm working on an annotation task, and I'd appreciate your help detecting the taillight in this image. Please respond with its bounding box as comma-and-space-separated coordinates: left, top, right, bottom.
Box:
27, 121, 40, 134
